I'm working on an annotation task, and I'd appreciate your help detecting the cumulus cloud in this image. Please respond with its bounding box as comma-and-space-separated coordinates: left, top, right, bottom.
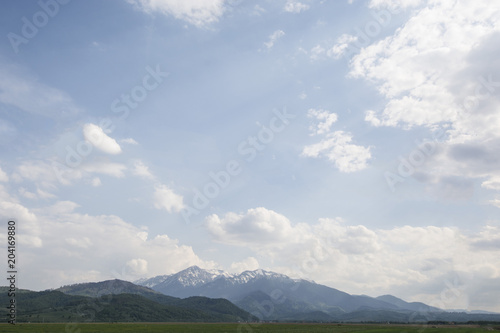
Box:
345, 1, 500, 199
206, 206, 500, 311
264, 30, 285, 49
352, 1, 500, 133
153, 184, 184, 213
83, 123, 122, 155
302, 131, 372, 172
307, 108, 338, 135
127, 0, 227, 27
126, 258, 149, 275
229, 257, 260, 273
0, 192, 210, 288
302, 109, 370, 172
284, 0, 310, 13
207, 207, 310, 247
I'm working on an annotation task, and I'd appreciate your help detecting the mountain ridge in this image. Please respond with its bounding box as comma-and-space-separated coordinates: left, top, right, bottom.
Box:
134, 266, 442, 320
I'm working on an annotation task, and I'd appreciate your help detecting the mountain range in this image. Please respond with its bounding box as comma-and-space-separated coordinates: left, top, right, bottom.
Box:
4, 266, 500, 323
135, 266, 500, 322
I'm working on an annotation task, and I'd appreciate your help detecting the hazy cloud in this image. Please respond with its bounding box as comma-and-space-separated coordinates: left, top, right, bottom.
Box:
264, 30, 285, 49
0, 62, 81, 118
284, 0, 310, 13
127, 0, 227, 27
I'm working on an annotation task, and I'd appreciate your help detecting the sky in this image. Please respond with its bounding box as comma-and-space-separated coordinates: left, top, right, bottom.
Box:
0, 0, 499, 312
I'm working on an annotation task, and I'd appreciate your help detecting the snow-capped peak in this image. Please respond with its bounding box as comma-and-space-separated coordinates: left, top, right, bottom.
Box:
173, 265, 235, 287
136, 266, 299, 289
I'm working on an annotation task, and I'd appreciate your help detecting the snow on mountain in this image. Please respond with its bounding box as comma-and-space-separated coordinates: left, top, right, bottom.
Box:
231, 269, 294, 284
136, 266, 300, 290
136, 265, 235, 289
135, 275, 170, 288
175, 266, 231, 287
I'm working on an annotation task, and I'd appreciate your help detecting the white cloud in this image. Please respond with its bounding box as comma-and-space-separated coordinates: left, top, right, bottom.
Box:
127, 0, 227, 27
302, 131, 372, 172
0, 62, 81, 118
351, 1, 500, 133
207, 207, 309, 248
126, 258, 148, 275
482, 176, 500, 191
132, 160, 155, 180
206, 206, 500, 312
307, 108, 338, 135
153, 184, 185, 213
83, 123, 122, 155
0, 190, 211, 288
347, 1, 500, 198
302, 109, 370, 172
284, 0, 310, 13
264, 30, 285, 49
0, 188, 41, 248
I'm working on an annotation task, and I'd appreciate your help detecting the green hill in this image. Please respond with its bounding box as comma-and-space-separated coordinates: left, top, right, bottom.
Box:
0, 286, 256, 323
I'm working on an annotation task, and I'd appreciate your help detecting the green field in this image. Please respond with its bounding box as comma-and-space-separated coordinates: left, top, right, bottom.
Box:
0, 323, 497, 333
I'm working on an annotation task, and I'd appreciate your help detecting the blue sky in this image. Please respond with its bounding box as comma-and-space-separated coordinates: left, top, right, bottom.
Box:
1, 0, 500, 312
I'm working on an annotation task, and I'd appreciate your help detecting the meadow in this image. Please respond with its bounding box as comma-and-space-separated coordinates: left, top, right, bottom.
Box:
0, 323, 497, 333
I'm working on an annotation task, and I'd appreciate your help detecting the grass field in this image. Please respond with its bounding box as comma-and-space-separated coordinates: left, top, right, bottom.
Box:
0, 323, 497, 333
